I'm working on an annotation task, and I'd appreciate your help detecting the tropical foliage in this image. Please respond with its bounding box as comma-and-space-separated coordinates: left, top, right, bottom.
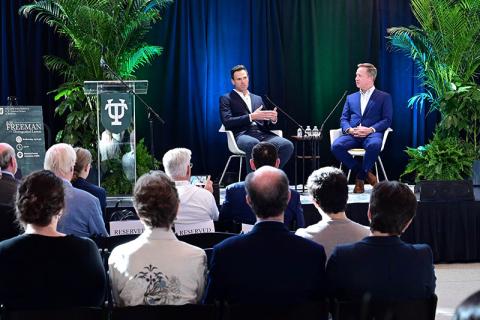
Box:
387, 0, 480, 180
403, 134, 476, 181
387, 0, 480, 113
102, 138, 160, 195
19, 0, 171, 148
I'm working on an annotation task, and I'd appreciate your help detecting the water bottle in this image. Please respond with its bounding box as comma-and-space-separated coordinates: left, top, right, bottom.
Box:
312, 126, 319, 137
305, 126, 312, 137
297, 127, 303, 137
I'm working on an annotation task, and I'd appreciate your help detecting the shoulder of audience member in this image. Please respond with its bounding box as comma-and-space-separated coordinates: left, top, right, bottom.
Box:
72, 186, 102, 206
226, 181, 245, 191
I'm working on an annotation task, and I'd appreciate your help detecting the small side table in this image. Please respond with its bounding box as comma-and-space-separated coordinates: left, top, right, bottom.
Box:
291, 135, 322, 192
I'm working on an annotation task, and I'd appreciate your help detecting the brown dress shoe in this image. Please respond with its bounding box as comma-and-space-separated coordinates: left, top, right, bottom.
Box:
366, 171, 378, 186
353, 179, 365, 193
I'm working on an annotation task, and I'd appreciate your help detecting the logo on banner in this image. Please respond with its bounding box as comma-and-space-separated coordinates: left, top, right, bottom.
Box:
105, 99, 128, 125
100, 93, 132, 134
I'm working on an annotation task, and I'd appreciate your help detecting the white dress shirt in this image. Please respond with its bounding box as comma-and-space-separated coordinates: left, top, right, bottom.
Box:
233, 89, 252, 112
108, 226, 207, 306
174, 180, 219, 225
360, 86, 375, 115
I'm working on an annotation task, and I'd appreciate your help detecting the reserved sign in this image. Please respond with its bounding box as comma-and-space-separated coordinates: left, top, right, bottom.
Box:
109, 220, 144, 236
174, 220, 215, 236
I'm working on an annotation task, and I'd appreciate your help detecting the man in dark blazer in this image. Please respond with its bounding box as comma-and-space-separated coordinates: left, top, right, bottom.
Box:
204, 166, 326, 305
219, 65, 294, 170
331, 63, 393, 193
220, 142, 304, 231
326, 181, 436, 301
0, 143, 19, 205
0, 143, 21, 241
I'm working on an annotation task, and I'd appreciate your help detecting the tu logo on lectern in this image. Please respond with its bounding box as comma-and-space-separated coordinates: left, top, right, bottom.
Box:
105, 99, 128, 126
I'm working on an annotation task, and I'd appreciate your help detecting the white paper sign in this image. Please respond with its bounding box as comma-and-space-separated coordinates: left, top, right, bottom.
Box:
109, 220, 144, 236
174, 220, 215, 236
241, 223, 254, 233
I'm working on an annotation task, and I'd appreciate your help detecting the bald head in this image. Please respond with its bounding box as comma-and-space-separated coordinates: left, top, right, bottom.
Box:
245, 166, 290, 219
0, 143, 17, 174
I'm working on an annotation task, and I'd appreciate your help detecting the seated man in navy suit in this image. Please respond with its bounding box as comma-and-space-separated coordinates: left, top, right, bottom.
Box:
220, 142, 304, 231
326, 181, 436, 301
204, 166, 327, 305
331, 63, 393, 193
220, 64, 294, 170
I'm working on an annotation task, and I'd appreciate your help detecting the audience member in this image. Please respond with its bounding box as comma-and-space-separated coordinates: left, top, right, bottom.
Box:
0, 143, 19, 205
220, 142, 304, 231
327, 181, 436, 300
0, 170, 106, 308
109, 171, 207, 306
295, 167, 369, 258
162, 148, 219, 226
72, 147, 107, 211
204, 166, 326, 305
44, 143, 107, 237
453, 290, 480, 320
0, 143, 21, 240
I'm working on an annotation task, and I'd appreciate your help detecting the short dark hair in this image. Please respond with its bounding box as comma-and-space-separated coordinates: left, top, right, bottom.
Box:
133, 171, 179, 228
369, 181, 417, 235
16, 170, 65, 227
454, 290, 480, 320
252, 142, 278, 168
231, 64, 247, 79
245, 166, 289, 219
307, 167, 348, 214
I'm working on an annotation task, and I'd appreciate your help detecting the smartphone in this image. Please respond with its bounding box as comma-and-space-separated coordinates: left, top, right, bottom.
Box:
190, 175, 208, 186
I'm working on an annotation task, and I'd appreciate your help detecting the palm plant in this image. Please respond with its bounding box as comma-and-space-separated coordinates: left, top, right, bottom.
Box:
19, 0, 171, 148
387, 0, 480, 113
387, 0, 480, 180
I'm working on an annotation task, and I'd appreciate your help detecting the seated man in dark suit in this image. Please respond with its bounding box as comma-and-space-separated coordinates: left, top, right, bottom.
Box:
0, 143, 19, 205
220, 64, 294, 170
204, 166, 327, 305
0, 143, 21, 241
220, 142, 304, 231
72, 147, 107, 212
326, 181, 436, 301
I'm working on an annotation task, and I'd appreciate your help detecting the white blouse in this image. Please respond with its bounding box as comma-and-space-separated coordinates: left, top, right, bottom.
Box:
108, 227, 207, 306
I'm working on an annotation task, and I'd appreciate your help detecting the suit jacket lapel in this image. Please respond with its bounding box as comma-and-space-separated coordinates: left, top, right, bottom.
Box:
362, 89, 377, 118
231, 90, 251, 114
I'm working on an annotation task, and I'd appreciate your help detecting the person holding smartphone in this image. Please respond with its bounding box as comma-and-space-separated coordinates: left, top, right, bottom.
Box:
162, 148, 219, 226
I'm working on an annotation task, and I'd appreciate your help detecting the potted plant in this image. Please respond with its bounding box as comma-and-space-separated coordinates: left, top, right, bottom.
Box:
20, 0, 170, 194
387, 0, 480, 188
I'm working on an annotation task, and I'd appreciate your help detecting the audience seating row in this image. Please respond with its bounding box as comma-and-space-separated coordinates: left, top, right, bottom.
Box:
0, 295, 437, 320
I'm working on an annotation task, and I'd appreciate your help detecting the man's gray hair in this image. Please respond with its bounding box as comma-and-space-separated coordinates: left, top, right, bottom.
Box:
162, 148, 192, 179
0, 143, 15, 170
44, 143, 77, 178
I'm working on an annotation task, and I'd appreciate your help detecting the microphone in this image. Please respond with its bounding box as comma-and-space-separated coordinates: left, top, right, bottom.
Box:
263, 95, 304, 132
318, 90, 348, 137
99, 45, 107, 69
100, 56, 107, 69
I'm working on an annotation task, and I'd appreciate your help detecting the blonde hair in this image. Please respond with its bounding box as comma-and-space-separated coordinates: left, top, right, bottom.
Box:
73, 147, 92, 181
357, 63, 377, 80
